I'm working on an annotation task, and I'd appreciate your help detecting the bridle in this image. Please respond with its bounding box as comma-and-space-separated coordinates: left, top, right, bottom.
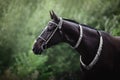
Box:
38, 17, 103, 70
38, 17, 63, 51
38, 17, 83, 51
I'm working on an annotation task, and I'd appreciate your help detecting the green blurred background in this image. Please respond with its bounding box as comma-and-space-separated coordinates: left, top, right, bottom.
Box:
0, 0, 120, 80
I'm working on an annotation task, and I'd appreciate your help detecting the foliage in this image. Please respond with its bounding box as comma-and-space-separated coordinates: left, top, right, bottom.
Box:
0, 0, 120, 80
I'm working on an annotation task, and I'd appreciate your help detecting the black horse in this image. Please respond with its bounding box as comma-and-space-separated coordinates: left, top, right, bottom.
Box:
32, 11, 120, 80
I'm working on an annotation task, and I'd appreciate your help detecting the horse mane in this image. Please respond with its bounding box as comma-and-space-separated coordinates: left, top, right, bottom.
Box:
63, 18, 96, 30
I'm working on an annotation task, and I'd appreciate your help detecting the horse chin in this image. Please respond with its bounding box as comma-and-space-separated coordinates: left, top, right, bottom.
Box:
32, 48, 43, 55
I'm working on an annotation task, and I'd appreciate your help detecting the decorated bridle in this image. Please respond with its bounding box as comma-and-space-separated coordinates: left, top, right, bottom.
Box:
38, 17, 103, 70
38, 17, 83, 50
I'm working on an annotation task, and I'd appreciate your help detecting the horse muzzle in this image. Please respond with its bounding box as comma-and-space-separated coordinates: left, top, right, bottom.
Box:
32, 42, 47, 55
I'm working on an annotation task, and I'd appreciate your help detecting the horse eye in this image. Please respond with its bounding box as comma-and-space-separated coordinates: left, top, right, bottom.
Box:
48, 25, 56, 31
49, 23, 53, 26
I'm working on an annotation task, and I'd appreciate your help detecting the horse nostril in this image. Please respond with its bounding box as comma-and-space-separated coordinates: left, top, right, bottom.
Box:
32, 48, 38, 54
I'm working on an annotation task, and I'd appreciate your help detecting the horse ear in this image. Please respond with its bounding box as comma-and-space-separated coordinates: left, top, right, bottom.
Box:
50, 10, 59, 22
50, 11, 53, 19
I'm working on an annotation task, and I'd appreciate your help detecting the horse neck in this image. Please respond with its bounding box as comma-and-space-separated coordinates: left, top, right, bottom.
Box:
78, 26, 100, 65
62, 22, 100, 65
61, 21, 80, 46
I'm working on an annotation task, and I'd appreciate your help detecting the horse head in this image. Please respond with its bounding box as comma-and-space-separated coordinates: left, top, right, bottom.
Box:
32, 11, 64, 54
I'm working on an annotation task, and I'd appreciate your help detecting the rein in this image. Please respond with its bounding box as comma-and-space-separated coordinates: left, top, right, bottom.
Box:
72, 23, 103, 70
73, 24, 83, 49
80, 31, 103, 70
